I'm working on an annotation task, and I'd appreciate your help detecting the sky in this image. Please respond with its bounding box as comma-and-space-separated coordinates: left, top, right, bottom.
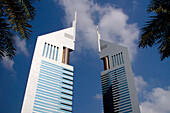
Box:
0, 0, 170, 113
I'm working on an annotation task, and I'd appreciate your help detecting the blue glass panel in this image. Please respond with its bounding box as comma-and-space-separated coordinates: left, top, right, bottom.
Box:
119, 99, 131, 104
35, 96, 59, 105
119, 96, 130, 101
42, 43, 46, 56
42, 60, 61, 68
49, 45, 53, 59
45, 44, 50, 57
62, 70, 74, 76
34, 100, 59, 110
33, 106, 58, 113
119, 101, 131, 106
60, 94, 72, 99
119, 106, 132, 112
39, 74, 60, 83
36, 89, 60, 98
55, 47, 59, 61
121, 52, 124, 64
40, 66, 61, 74
35, 94, 60, 103
114, 55, 117, 65
116, 54, 119, 65
112, 56, 115, 67
52, 46, 56, 60
37, 84, 60, 92
119, 53, 122, 65
120, 110, 132, 113
38, 79, 60, 89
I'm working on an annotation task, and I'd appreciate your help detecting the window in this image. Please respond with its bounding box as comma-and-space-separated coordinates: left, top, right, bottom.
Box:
55, 47, 59, 61
52, 46, 56, 60
49, 45, 53, 59
121, 52, 124, 64
42, 43, 47, 56
45, 44, 50, 57
112, 52, 124, 67
118, 53, 122, 65
112, 56, 115, 67
114, 55, 116, 66
116, 54, 119, 65
42, 42, 59, 61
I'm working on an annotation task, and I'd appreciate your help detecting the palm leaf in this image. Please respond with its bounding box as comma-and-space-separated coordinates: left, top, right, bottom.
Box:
0, 0, 39, 60
139, 0, 170, 60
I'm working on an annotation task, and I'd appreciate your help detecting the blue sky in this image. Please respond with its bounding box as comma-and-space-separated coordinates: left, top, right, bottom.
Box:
0, 0, 170, 113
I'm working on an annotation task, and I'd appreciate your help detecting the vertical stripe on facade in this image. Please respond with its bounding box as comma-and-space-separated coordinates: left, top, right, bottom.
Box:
42, 42, 47, 57
42, 42, 59, 61
112, 52, 124, 67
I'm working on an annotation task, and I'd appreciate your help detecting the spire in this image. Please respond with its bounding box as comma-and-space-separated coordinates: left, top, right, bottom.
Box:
72, 11, 77, 41
72, 11, 77, 27
97, 25, 101, 52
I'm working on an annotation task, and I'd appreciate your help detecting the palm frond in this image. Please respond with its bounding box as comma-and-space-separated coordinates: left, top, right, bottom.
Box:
139, 0, 170, 60
4, 0, 32, 39
0, 18, 16, 60
0, 0, 39, 61
19, 0, 35, 19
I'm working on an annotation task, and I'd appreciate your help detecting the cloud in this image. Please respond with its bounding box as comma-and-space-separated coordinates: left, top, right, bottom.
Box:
15, 36, 29, 56
94, 93, 102, 100
140, 87, 170, 113
99, 8, 139, 60
134, 75, 147, 94
134, 75, 170, 113
134, 76, 170, 113
1, 57, 14, 71
1, 36, 29, 71
58, 0, 139, 61
93, 74, 170, 113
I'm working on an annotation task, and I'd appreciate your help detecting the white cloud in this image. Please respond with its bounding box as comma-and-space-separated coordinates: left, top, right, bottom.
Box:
134, 75, 147, 94
134, 76, 170, 113
1, 36, 29, 71
93, 74, 170, 113
99, 8, 139, 60
57, 2, 170, 112
140, 87, 170, 113
58, 0, 139, 61
94, 93, 102, 100
1, 57, 14, 71
15, 36, 29, 56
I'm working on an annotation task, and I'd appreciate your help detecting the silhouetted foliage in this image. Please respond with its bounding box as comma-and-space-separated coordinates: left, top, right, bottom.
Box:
139, 0, 170, 60
0, 0, 39, 60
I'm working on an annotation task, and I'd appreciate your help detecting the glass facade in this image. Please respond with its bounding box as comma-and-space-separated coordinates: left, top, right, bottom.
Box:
101, 66, 132, 113
33, 60, 73, 113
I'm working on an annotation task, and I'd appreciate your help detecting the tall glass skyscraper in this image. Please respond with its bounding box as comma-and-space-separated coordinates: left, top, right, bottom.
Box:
21, 13, 77, 113
97, 27, 140, 113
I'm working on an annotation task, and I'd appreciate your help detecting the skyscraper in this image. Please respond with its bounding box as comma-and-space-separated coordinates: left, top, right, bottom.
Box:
21, 13, 77, 113
97, 27, 140, 113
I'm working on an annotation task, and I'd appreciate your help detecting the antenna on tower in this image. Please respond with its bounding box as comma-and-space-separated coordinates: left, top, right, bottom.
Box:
97, 25, 101, 52
72, 11, 77, 27
72, 11, 77, 41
